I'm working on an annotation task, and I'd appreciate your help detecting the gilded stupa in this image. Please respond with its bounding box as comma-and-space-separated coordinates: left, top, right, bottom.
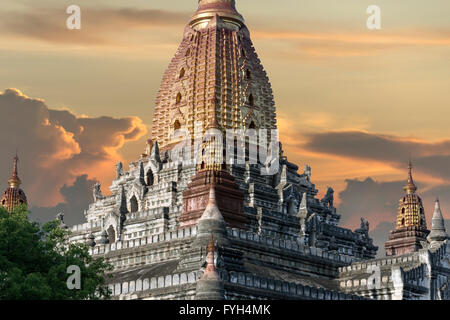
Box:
385, 161, 429, 256
1, 154, 28, 213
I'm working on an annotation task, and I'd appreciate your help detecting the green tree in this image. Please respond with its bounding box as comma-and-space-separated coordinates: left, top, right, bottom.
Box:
0, 205, 113, 300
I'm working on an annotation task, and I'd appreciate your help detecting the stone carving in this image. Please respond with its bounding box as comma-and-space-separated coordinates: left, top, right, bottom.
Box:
257, 207, 263, 236
287, 196, 298, 215
93, 183, 105, 202
298, 193, 308, 243
321, 187, 334, 207
304, 165, 311, 180
328, 236, 338, 251
145, 139, 153, 157
361, 217, 369, 234
86, 233, 96, 247
438, 281, 449, 300
355, 217, 370, 237
116, 161, 124, 179
98, 230, 110, 245
56, 211, 64, 222
306, 213, 322, 247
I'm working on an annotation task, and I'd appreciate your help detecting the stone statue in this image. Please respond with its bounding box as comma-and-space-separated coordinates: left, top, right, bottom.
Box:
145, 139, 153, 156
93, 183, 105, 202
361, 217, 369, 234
306, 213, 320, 247
56, 211, 64, 222
256, 208, 263, 236
304, 165, 311, 180
55, 212, 68, 229
321, 187, 334, 207
116, 161, 124, 179
287, 197, 298, 215
356, 217, 370, 236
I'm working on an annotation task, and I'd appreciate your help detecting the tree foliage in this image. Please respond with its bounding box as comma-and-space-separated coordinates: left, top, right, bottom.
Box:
0, 205, 113, 300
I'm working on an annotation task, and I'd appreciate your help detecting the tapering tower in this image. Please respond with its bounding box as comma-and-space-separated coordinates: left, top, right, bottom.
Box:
1, 154, 28, 213
427, 198, 449, 245
151, 0, 277, 150
385, 161, 429, 256
195, 235, 225, 300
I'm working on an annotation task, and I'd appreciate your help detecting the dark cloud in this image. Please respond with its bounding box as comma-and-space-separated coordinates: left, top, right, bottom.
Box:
0, 7, 189, 45
30, 174, 96, 226
304, 130, 450, 181
338, 177, 403, 227
369, 221, 395, 258
0, 88, 147, 210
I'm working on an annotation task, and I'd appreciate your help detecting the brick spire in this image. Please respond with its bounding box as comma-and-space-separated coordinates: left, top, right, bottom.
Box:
195, 232, 225, 300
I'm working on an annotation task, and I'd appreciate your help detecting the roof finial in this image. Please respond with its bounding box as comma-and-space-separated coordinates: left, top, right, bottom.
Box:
8, 152, 21, 188
191, 0, 244, 29
403, 158, 417, 194
203, 234, 218, 275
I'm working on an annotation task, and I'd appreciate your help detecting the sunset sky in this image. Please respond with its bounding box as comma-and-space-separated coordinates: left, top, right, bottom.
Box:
1, 0, 449, 253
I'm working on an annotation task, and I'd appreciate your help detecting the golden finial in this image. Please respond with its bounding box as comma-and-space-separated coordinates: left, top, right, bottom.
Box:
403, 159, 417, 195
8, 152, 22, 188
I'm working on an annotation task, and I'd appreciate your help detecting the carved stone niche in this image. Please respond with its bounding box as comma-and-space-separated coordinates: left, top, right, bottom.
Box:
178, 169, 248, 229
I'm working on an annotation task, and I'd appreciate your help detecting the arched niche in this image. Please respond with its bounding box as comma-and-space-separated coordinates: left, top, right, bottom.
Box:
130, 195, 139, 213
146, 168, 154, 186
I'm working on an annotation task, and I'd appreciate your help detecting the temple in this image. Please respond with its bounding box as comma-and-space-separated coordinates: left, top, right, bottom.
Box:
67, 0, 449, 300
1, 154, 27, 213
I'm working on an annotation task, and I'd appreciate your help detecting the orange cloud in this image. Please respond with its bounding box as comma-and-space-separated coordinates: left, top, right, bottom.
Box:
0, 88, 147, 206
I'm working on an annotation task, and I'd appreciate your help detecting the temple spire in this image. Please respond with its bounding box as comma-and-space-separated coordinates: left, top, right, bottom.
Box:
195, 233, 225, 300
193, 185, 231, 247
